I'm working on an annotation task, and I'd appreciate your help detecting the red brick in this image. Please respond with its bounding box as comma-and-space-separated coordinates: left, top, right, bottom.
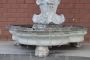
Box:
16, 9, 25, 13
61, 0, 76, 3
0, 18, 7, 22
79, 0, 90, 3
7, 9, 17, 13
83, 4, 90, 9
6, 13, 28, 18
16, 0, 25, 4
75, 4, 84, 9
72, 9, 80, 14
7, 18, 17, 22
7, 0, 17, 3
0, 0, 7, 3
2, 4, 28, 8
0, 8, 7, 13
4, 4, 19, 8
25, 0, 35, 3
60, 3, 74, 9
0, 4, 4, 8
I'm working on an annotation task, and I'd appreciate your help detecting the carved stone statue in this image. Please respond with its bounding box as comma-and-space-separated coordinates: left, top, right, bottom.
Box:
32, 0, 65, 24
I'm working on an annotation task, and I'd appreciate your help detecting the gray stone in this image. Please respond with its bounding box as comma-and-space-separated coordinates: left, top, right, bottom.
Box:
9, 0, 87, 57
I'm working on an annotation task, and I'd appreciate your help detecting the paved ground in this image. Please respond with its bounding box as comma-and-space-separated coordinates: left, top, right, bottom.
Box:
0, 41, 90, 60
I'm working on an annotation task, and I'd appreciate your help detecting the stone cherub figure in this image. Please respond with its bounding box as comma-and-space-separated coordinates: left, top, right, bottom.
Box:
33, 0, 65, 28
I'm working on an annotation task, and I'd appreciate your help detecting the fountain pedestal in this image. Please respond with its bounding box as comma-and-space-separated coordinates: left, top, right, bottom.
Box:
35, 46, 49, 57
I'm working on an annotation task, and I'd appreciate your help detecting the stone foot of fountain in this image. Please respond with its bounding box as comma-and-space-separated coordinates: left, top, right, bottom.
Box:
35, 46, 49, 57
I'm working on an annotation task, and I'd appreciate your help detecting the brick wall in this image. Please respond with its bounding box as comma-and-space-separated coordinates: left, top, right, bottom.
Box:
0, 0, 90, 42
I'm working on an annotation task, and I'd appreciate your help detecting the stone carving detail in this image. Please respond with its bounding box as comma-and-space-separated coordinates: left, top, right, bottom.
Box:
32, 0, 65, 24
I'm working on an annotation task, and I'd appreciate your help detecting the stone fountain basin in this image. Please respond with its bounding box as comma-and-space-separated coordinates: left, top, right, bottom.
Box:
9, 25, 87, 46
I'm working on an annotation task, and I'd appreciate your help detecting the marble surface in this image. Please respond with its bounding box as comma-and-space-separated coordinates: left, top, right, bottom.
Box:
33, 0, 65, 24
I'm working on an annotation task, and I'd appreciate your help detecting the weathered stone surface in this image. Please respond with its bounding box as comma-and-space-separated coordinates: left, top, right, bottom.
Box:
33, 0, 65, 24
9, 0, 87, 57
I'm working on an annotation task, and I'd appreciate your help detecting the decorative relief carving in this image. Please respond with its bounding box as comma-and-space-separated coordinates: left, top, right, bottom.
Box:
33, 0, 65, 24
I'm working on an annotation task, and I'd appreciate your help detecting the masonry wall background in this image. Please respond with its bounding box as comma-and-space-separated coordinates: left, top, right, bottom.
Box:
0, 0, 90, 42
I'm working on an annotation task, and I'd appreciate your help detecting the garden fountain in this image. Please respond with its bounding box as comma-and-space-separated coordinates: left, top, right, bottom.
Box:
9, 0, 87, 57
